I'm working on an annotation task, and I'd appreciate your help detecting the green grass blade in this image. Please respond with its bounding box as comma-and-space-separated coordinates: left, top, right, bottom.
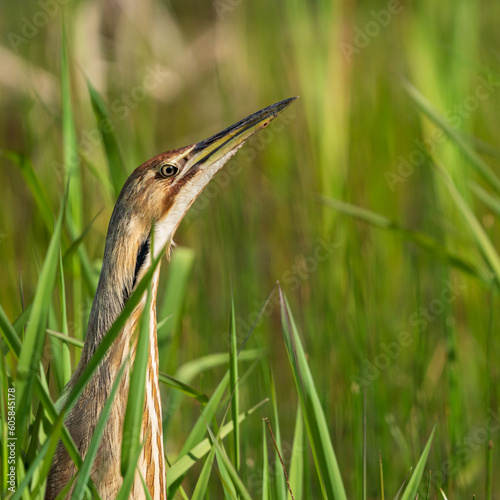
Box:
56, 251, 72, 390
205, 414, 239, 499
62, 211, 101, 265
1, 150, 53, 232
385, 414, 412, 468
486, 439, 493, 500
33, 410, 84, 499
214, 445, 239, 499
229, 292, 240, 471
61, 21, 84, 342
81, 156, 115, 194
175, 350, 264, 383
61, 24, 82, 230
269, 371, 287, 500
71, 362, 127, 500
19, 382, 82, 497
262, 419, 270, 500
54, 477, 78, 500
401, 79, 500, 194
379, 453, 385, 500
115, 442, 145, 500
0, 348, 10, 493
168, 361, 262, 498
167, 398, 268, 488
279, 288, 347, 500
190, 442, 217, 500
168, 373, 230, 498
288, 404, 304, 500
25, 376, 46, 467
16, 184, 66, 453
436, 163, 500, 284
0, 304, 22, 356
158, 372, 208, 402
195, 395, 248, 500
64, 220, 99, 295
178, 372, 230, 457
158, 247, 195, 358
425, 471, 432, 499
206, 425, 252, 500
12, 429, 52, 500
87, 79, 126, 198
259, 362, 286, 500
362, 391, 367, 500
121, 284, 151, 476
470, 182, 500, 217
139, 474, 154, 500
12, 306, 30, 335
400, 425, 436, 500
321, 196, 487, 282
16, 369, 101, 500
46, 329, 84, 348
393, 467, 412, 500
164, 349, 262, 437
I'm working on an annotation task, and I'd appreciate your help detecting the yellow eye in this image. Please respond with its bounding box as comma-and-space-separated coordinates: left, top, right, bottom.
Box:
160, 163, 178, 178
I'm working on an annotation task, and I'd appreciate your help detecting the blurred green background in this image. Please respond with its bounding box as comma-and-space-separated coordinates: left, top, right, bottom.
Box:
1, 0, 500, 497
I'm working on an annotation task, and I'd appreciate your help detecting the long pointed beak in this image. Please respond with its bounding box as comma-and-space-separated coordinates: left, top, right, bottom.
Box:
186, 97, 298, 171
151, 97, 297, 250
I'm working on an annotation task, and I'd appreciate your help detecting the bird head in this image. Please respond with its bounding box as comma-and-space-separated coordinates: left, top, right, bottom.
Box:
101, 97, 297, 303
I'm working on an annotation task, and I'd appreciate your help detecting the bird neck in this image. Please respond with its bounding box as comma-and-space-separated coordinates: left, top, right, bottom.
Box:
82, 214, 158, 365
132, 267, 166, 500
135, 265, 167, 498
74, 230, 167, 498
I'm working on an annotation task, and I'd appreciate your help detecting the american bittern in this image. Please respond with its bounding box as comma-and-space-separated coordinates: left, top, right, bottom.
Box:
46, 97, 297, 499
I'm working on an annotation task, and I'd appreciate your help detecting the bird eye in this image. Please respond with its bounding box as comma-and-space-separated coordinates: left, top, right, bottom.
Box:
159, 163, 179, 178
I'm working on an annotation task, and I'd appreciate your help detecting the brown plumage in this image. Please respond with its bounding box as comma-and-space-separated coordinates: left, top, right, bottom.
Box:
45, 97, 297, 499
